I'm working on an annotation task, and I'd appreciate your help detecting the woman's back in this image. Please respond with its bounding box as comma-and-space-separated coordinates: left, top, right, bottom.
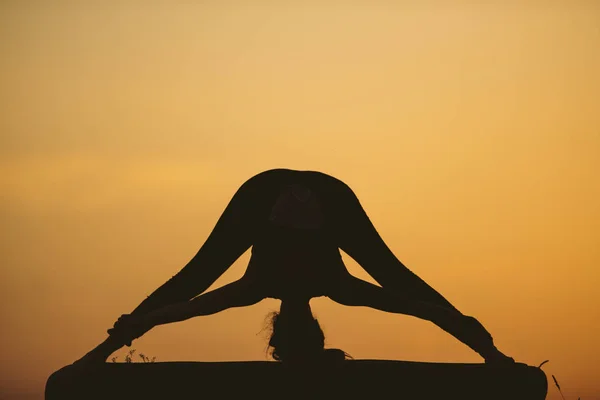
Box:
243, 169, 349, 300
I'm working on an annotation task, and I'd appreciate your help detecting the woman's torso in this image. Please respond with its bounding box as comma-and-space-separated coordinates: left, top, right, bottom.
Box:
241, 169, 350, 300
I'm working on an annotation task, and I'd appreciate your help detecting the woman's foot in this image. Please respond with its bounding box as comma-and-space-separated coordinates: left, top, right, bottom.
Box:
459, 316, 515, 364
445, 315, 515, 364
483, 346, 516, 365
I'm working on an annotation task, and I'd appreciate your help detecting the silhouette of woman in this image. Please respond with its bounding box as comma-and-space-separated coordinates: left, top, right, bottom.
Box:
75, 169, 514, 365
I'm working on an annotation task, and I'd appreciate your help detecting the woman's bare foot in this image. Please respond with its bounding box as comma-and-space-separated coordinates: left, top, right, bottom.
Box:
449, 315, 515, 364
483, 347, 516, 365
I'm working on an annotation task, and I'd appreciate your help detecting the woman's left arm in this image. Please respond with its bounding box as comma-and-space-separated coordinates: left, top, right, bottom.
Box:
109, 301, 196, 344
144, 301, 197, 327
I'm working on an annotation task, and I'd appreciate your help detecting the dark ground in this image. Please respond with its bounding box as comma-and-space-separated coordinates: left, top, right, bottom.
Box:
46, 360, 548, 400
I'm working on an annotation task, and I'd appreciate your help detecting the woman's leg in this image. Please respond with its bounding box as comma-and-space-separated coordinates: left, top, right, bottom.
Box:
78, 174, 277, 365
127, 175, 268, 318
325, 180, 460, 312
327, 273, 513, 363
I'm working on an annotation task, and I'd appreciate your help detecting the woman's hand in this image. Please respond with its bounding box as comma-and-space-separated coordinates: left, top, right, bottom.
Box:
107, 314, 133, 346
107, 314, 153, 346
108, 314, 131, 334
484, 347, 516, 365
107, 302, 193, 345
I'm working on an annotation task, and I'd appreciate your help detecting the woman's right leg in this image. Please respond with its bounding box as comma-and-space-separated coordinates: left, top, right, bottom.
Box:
128, 174, 271, 317
78, 173, 277, 365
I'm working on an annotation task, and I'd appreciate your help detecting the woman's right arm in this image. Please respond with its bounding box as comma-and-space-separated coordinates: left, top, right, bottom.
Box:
143, 301, 197, 327
114, 277, 263, 343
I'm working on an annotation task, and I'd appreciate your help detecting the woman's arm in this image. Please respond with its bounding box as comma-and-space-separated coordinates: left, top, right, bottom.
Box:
142, 301, 196, 328
107, 301, 196, 343
113, 277, 264, 343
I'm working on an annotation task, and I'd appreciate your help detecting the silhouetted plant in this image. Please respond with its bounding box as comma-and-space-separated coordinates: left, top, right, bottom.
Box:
539, 361, 578, 400
552, 374, 566, 400
110, 349, 156, 363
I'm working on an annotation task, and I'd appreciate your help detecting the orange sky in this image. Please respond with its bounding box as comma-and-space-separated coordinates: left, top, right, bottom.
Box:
1, 2, 599, 399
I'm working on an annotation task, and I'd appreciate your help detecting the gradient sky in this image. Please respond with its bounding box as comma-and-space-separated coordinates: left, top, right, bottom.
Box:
1, 2, 599, 399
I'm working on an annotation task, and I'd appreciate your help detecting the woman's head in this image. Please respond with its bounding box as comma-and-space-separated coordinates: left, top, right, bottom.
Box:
266, 299, 350, 364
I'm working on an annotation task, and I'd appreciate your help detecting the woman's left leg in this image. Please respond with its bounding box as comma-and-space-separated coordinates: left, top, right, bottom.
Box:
319, 177, 460, 313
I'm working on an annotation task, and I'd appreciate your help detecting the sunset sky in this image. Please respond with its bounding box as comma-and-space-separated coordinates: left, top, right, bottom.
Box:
1, 2, 599, 399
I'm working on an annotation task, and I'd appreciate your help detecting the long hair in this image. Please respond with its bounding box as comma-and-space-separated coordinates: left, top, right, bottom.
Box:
265, 300, 351, 364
